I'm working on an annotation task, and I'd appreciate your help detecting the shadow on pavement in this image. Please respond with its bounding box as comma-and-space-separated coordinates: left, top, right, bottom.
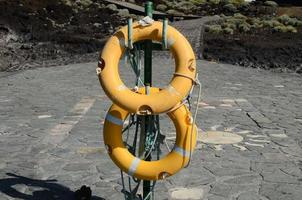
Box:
0, 173, 104, 200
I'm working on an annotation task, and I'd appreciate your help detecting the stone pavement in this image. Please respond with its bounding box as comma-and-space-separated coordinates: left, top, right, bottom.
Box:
172, 16, 219, 59
0, 58, 302, 200
154, 16, 219, 59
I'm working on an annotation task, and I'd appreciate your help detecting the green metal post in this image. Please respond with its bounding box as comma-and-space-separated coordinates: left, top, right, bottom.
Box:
144, 1, 153, 85
143, 2, 153, 200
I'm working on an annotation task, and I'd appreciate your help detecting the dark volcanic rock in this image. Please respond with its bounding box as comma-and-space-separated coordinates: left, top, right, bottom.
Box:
203, 28, 302, 73
0, 0, 125, 72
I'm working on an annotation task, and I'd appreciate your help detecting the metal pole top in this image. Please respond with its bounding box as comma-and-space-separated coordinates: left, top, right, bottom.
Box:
145, 1, 153, 18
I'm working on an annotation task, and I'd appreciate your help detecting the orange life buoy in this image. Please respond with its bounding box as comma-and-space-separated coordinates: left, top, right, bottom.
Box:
98, 21, 196, 115
103, 88, 197, 180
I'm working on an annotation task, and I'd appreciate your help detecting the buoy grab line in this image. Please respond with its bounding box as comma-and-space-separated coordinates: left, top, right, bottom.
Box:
185, 73, 202, 168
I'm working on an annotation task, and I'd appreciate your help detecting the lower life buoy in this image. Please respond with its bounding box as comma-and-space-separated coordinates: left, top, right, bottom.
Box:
103, 88, 197, 180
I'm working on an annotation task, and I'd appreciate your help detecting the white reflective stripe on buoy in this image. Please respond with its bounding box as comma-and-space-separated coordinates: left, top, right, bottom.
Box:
167, 37, 175, 48
173, 146, 190, 157
105, 114, 124, 126
128, 157, 141, 176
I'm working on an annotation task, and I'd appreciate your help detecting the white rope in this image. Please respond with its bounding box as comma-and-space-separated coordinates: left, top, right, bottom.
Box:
165, 71, 200, 114
135, 48, 145, 87
125, 114, 132, 144
125, 50, 145, 87
185, 73, 202, 168
139, 16, 154, 26
164, 139, 171, 152
141, 117, 159, 160
143, 181, 156, 200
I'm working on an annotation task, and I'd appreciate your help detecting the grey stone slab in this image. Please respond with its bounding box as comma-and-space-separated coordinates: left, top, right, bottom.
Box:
235, 100, 257, 112
227, 155, 255, 166
96, 163, 121, 182
209, 183, 259, 198
62, 162, 92, 172
246, 112, 272, 125
261, 152, 291, 162
261, 170, 302, 184
271, 137, 296, 148
262, 129, 286, 136
279, 145, 302, 158
223, 175, 262, 185
205, 166, 251, 177
93, 181, 116, 199
279, 166, 302, 178
168, 167, 216, 187
250, 161, 291, 173
16, 161, 37, 169
237, 191, 269, 200
260, 183, 302, 200
207, 195, 226, 200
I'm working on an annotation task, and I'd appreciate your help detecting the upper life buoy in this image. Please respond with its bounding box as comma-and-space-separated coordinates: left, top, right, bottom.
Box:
97, 21, 196, 115
103, 87, 197, 180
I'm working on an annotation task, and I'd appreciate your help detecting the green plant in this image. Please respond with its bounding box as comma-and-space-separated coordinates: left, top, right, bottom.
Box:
118, 9, 130, 17
273, 25, 287, 33
273, 25, 298, 33
205, 25, 223, 34
278, 15, 302, 27
61, 0, 73, 7
251, 23, 263, 29
209, 0, 221, 5
238, 22, 251, 32
189, 0, 207, 5
229, 0, 245, 6
162, 0, 175, 9
205, 10, 301, 34
222, 22, 236, 29
262, 20, 282, 28
248, 18, 262, 29
264, 1, 278, 7
166, 9, 183, 16
277, 15, 297, 26
156, 4, 167, 11
174, 1, 195, 12
227, 18, 245, 27
251, 18, 261, 24
223, 27, 234, 34
273, 25, 297, 33
296, 20, 302, 27
286, 25, 298, 33
221, 0, 231, 5
246, 17, 258, 25
223, 4, 237, 12
239, 1, 250, 8
234, 13, 247, 19
75, 0, 93, 9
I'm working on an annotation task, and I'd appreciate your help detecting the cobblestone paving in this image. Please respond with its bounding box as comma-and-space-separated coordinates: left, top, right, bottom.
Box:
172, 16, 219, 59
0, 59, 302, 200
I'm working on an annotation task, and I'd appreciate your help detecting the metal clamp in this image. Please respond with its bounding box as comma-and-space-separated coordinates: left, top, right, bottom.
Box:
162, 18, 168, 49
128, 18, 133, 49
